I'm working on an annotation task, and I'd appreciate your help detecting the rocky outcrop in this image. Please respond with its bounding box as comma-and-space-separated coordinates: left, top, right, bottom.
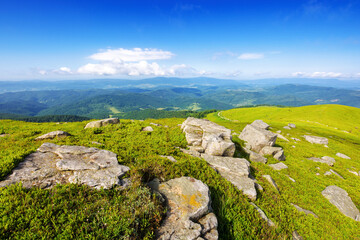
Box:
303, 135, 328, 145
336, 153, 351, 159
239, 124, 277, 152
150, 177, 218, 240
142, 126, 154, 132
202, 154, 257, 200
288, 123, 296, 128
322, 185, 360, 221
291, 204, 318, 218
269, 162, 288, 171
243, 148, 267, 163
308, 156, 335, 166
0, 143, 130, 189
35, 131, 71, 140
181, 117, 235, 157
84, 118, 119, 129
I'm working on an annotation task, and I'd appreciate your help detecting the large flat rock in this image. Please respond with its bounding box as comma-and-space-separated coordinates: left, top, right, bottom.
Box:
322, 185, 360, 221
0, 143, 129, 189
36, 131, 70, 140
201, 154, 257, 200
239, 124, 277, 152
304, 135, 328, 145
152, 177, 218, 240
84, 118, 119, 129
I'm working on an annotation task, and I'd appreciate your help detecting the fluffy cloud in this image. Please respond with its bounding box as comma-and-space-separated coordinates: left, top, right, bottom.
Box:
53, 67, 72, 74
238, 53, 264, 60
292, 72, 343, 78
89, 48, 174, 62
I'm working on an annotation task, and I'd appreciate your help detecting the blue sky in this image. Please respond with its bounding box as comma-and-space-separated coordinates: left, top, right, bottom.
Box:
0, 0, 359, 80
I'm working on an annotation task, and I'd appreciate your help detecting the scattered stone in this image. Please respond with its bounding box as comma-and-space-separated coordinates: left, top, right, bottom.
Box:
142, 126, 154, 132
276, 130, 281, 133
292, 231, 304, 240
288, 123, 296, 128
324, 169, 344, 179
250, 203, 275, 227
307, 157, 335, 166
316, 173, 320, 176
348, 170, 359, 176
274, 151, 286, 161
255, 182, 264, 191
291, 137, 301, 142
324, 145, 329, 148
263, 175, 279, 192
239, 124, 277, 152
283, 126, 291, 130
91, 141, 102, 145
269, 162, 288, 171
84, 118, 119, 129
276, 133, 289, 142
322, 185, 360, 221
303, 135, 328, 145
150, 122, 161, 126
181, 117, 235, 157
287, 176, 296, 182
336, 153, 351, 159
291, 203, 319, 218
243, 148, 267, 164
0, 143, 130, 189
201, 154, 256, 200
159, 155, 177, 162
292, 145, 296, 148
189, 146, 205, 153
250, 120, 270, 130
151, 177, 218, 240
180, 148, 201, 158
35, 131, 71, 140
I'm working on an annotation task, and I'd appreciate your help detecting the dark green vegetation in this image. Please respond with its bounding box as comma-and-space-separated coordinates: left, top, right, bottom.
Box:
0, 104, 359, 239
1, 78, 360, 120
0, 113, 90, 122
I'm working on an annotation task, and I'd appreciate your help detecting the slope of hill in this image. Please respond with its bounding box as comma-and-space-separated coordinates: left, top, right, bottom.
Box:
0, 104, 359, 239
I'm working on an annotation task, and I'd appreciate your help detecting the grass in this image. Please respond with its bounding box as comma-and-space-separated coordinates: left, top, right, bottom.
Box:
0, 104, 359, 239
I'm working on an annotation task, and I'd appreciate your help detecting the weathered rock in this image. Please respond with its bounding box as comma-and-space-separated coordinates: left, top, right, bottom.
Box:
274, 151, 286, 161
303, 135, 328, 145
269, 162, 288, 171
283, 126, 291, 130
35, 131, 71, 140
288, 123, 296, 128
142, 126, 154, 132
250, 203, 275, 227
292, 137, 301, 142
180, 148, 201, 158
291, 203, 318, 218
150, 122, 161, 126
263, 175, 279, 192
292, 231, 304, 240
348, 170, 359, 176
259, 146, 285, 161
276, 133, 289, 142
84, 118, 119, 129
239, 124, 277, 152
244, 148, 267, 164
0, 143, 130, 189
322, 185, 360, 221
181, 117, 235, 157
336, 153, 351, 159
287, 176, 296, 182
250, 120, 270, 130
159, 155, 177, 162
153, 177, 218, 240
324, 169, 344, 179
201, 154, 257, 200
308, 156, 335, 166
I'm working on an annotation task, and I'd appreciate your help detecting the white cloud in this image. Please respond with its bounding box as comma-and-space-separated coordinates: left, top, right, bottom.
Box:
53, 67, 72, 74
292, 71, 343, 78
238, 53, 264, 60
89, 48, 174, 63
38, 70, 47, 75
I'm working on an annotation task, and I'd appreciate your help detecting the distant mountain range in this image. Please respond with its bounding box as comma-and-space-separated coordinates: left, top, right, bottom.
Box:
0, 77, 359, 119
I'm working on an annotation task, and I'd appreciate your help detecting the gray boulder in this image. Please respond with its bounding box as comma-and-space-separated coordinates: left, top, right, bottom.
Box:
250, 120, 270, 130
181, 117, 235, 157
84, 118, 119, 129
35, 131, 71, 140
243, 148, 267, 164
153, 177, 218, 240
263, 175, 279, 192
250, 203, 275, 227
201, 154, 257, 200
0, 143, 130, 189
291, 203, 318, 218
259, 146, 285, 161
303, 135, 328, 145
283, 126, 291, 130
288, 123, 296, 128
336, 153, 351, 159
269, 162, 288, 171
322, 185, 360, 221
239, 124, 277, 152
308, 156, 335, 166
142, 126, 154, 132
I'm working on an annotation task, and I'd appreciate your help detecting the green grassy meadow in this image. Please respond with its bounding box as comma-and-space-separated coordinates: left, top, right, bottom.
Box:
0, 104, 359, 239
